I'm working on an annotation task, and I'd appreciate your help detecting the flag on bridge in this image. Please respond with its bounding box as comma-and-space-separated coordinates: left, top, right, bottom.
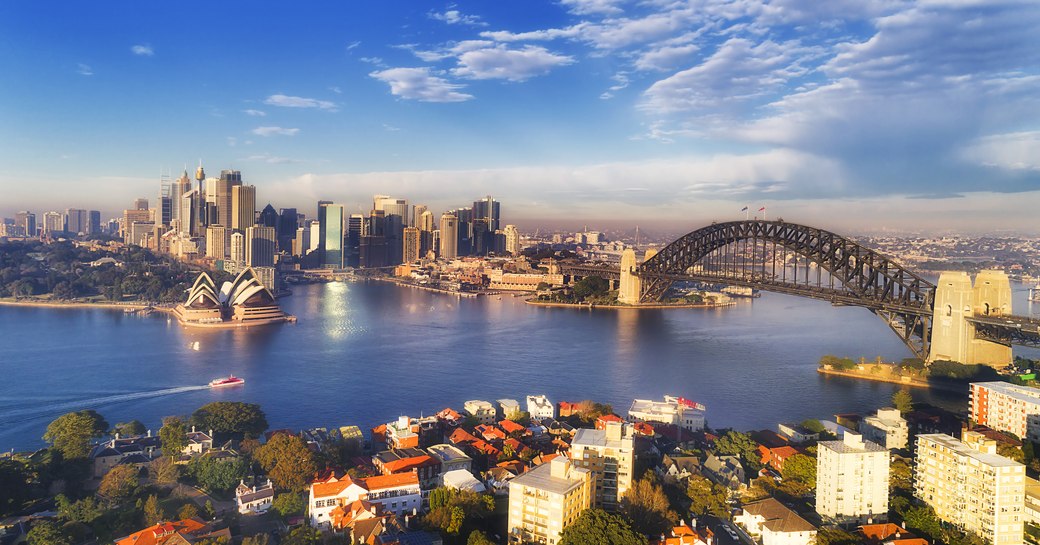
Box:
740, 206, 748, 211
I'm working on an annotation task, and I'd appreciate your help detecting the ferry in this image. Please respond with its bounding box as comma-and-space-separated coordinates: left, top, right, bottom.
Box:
209, 375, 245, 388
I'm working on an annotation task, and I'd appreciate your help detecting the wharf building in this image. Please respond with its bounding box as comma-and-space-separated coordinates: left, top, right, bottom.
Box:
971, 381, 1040, 443
915, 430, 1024, 545
815, 431, 889, 524
569, 421, 634, 512
507, 457, 592, 545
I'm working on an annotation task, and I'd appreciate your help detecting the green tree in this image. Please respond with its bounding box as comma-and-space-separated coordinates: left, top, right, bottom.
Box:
190, 402, 268, 439
780, 454, 816, 496
901, 505, 943, 541
242, 535, 272, 545
273, 492, 305, 518
113, 420, 147, 437
686, 474, 729, 519
281, 526, 322, 545
188, 457, 248, 494
892, 390, 913, 414
204, 500, 216, 519
558, 508, 647, 545
424, 488, 495, 537
159, 416, 188, 457
143, 494, 166, 525
467, 530, 495, 545
255, 433, 316, 492
799, 419, 826, 434
27, 520, 71, 545
714, 430, 764, 473
620, 471, 677, 537
0, 459, 32, 516
43, 410, 109, 459
98, 464, 139, 503
815, 527, 860, 545
889, 458, 913, 495
178, 502, 200, 521
55, 494, 105, 524
573, 276, 610, 300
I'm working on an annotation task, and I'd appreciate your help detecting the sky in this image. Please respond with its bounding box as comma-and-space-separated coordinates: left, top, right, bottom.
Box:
1, 0, 1039, 234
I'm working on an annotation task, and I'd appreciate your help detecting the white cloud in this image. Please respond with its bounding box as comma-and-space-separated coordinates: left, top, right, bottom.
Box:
560, 0, 626, 16
263, 94, 338, 111
634, 43, 699, 71
346, 41, 361, 50
328, 86, 342, 94
369, 67, 474, 102
961, 131, 1040, 171
452, 45, 574, 81
252, 126, 300, 137
241, 154, 299, 164
243, 109, 267, 117
131, 44, 154, 56
76, 63, 93, 76
429, 9, 487, 27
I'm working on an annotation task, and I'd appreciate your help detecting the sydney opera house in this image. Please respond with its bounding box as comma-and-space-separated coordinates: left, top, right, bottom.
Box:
174, 268, 292, 327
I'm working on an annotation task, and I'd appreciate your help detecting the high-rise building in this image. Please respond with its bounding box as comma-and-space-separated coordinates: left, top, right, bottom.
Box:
454, 207, 472, 256
418, 210, 435, 257
171, 170, 193, 225
258, 204, 278, 229
473, 195, 500, 232
206, 226, 227, 260
915, 431, 1024, 545
359, 235, 387, 268
231, 184, 256, 231
815, 432, 889, 524
503, 224, 521, 256
134, 198, 149, 211
569, 421, 634, 512
123, 209, 151, 242
217, 170, 242, 227
322, 204, 345, 269
246, 226, 276, 268
15, 211, 36, 237
293, 227, 310, 257
507, 457, 592, 545
180, 189, 201, 236
308, 220, 321, 254
230, 232, 245, 263
402, 227, 420, 263
439, 214, 458, 259
65, 209, 87, 235
347, 214, 365, 267
43, 212, 63, 236
316, 200, 333, 259
411, 204, 428, 228
278, 208, 298, 252
87, 210, 101, 235
158, 173, 173, 227
971, 382, 1040, 443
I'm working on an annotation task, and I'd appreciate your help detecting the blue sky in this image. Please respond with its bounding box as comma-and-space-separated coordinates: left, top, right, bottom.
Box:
1, 0, 1039, 233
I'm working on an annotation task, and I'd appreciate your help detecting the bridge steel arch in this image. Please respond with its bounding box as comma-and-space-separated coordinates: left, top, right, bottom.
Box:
636, 220, 937, 359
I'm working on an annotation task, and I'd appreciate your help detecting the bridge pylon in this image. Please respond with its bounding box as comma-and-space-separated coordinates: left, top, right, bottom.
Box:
928, 270, 1012, 368
618, 248, 659, 304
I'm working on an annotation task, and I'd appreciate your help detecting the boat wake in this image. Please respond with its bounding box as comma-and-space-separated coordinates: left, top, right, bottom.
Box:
0, 385, 210, 426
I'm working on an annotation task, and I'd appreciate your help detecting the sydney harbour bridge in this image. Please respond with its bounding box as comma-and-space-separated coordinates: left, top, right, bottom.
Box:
560, 220, 1040, 365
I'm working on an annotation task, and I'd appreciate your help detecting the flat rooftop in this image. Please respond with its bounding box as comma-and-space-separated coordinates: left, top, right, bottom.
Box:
973, 381, 1040, 404
919, 433, 1024, 468
511, 462, 587, 495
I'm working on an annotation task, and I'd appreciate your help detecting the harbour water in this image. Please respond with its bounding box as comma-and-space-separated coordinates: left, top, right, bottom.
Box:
1, 281, 1037, 451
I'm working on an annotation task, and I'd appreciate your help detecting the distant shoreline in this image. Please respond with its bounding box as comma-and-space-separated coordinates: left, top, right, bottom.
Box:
0, 298, 167, 312
525, 299, 734, 310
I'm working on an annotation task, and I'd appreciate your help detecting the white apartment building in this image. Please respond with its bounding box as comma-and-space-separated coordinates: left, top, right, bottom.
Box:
527, 395, 556, 419
628, 395, 705, 431
971, 381, 1040, 442
859, 407, 909, 450
463, 400, 496, 425
308, 472, 421, 528
570, 421, 634, 512
915, 431, 1025, 545
508, 457, 592, 545
816, 432, 889, 524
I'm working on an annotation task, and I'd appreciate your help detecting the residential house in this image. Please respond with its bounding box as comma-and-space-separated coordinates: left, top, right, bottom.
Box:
373, 448, 441, 489
499, 419, 529, 437
658, 455, 702, 483
777, 423, 819, 444
113, 518, 228, 545
703, 454, 746, 492
183, 428, 214, 455
89, 433, 160, 478
236, 478, 275, 514
651, 521, 713, 545
309, 472, 422, 528
857, 523, 928, 545
527, 395, 555, 419
498, 399, 522, 420
758, 445, 800, 473
427, 444, 472, 474
734, 498, 816, 545
441, 469, 486, 493
463, 400, 496, 425
558, 401, 581, 418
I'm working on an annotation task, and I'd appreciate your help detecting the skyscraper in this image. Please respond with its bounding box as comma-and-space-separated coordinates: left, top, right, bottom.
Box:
134, 198, 149, 211
316, 200, 333, 259
246, 226, 276, 268
503, 224, 520, 255
43, 212, 63, 236
87, 210, 101, 236
206, 226, 227, 260
216, 170, 242, 227
259, 204, 278, 229
158, 173, 173, 227
180, 189, 201, 236
171, 170, 193, 226
322, 204, 345, 269
231, 184, 256, 231
374, 195, 407, 265
439, 213, 458, 259
403, 227, 420, 263
473, 195, 500, 232
278, 208, 298, 252
347, 213, 364, 267
411, 204, 428, 228
15, 211, 36, 237
230, 232, 245, 263
65, 209, 87, 235
418, 210, 435, 257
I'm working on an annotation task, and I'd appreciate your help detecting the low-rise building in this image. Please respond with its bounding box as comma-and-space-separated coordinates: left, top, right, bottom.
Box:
735, 498, 816, 545
777, 423, 819, 444
527, 395, 556, 419
464, 400, 496, 425
816, 432, 889, 524
441, 469, 486, 493
915, 431, 1025, 545
373, 448, 441, 489
114, 518, 227, 545
309, 472, 422, 529
651, 522, 713, 545
427, 443, 472, 474
498, 399, 522, 420
859, 408, 909, 450
628, 396, 706, 431
508, 457, 592, 545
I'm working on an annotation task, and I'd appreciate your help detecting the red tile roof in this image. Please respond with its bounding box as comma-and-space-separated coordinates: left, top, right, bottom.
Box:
499, 419, 527, 434
114, 519, 209, 545
381, 455, 436, 474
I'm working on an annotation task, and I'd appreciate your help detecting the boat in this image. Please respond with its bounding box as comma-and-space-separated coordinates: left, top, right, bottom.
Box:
209, 375, 244, 388
189, 341, 200, 351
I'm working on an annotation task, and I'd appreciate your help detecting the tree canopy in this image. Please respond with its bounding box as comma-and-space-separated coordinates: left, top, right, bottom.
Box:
113, 420, 146, 437
424, 487, 495, 537
892, 390, 913, 414
27, 520, 71, 545
190, 402, 268, 439
620, 471, 677, 537
255, 433, 316, 492
714, 430, 763, 473
685, 474, 729, 519
780, 454, 816, 496
159, 416, 188, 457
98, 464, 139, 503
188, 456, 248, 494
558, 508, 648, 545
43, 410, 109, 459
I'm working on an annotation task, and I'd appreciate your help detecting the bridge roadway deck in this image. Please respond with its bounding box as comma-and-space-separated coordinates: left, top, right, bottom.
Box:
967, 315, 1040, 348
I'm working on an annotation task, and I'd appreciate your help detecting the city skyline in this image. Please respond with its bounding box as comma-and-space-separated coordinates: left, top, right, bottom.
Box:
2, 1, 1039, 234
